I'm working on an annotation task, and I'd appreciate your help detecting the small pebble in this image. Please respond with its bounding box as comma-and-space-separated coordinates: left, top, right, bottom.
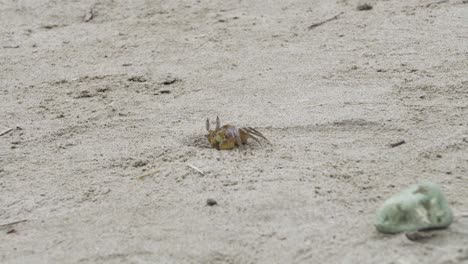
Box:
357, 3, 373, 11
128, 76, 147, 82
132, 160, 148, 168
206, 198, 217, 206
161, 77, 179, 85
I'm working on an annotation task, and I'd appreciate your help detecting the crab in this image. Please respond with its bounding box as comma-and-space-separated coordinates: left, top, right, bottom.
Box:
206, 116, 269, 150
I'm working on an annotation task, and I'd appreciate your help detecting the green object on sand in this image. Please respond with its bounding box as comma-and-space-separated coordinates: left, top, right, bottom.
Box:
374, 182, 453, 234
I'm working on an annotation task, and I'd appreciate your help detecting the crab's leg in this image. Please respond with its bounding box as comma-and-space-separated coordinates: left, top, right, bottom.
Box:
239, 128, 262, 145
206, 118, 210, 131
242, 127, 270, 143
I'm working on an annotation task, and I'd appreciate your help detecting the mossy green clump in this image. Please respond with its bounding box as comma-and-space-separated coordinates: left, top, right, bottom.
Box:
374, 182, 453, 234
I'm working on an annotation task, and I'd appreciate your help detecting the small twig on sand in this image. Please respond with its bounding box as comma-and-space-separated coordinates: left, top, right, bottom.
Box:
308, 12, 344, 30
3, 45, 20, 49
0, 219, 27, 228
42, 24, 60, 29
187, 163, 205, 176
426, 0, 448, 7
0, 128, 13, 137
389, 140, 406, 148
137, 169, 159, 180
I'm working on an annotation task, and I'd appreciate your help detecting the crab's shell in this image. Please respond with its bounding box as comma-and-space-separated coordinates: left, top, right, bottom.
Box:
207, 125, 244, 150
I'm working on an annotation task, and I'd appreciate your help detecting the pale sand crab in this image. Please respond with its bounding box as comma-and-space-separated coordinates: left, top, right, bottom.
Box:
205, 116, 269, 150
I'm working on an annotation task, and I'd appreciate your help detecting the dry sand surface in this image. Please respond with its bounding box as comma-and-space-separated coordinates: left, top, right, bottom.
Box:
1, 0, 468, 263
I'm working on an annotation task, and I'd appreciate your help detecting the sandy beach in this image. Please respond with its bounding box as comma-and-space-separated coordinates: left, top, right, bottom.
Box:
1, 0, 467, 263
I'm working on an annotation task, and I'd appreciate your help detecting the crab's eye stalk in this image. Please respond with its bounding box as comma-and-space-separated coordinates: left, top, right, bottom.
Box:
216, 116, 220, 130
206, 118, 210, 131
